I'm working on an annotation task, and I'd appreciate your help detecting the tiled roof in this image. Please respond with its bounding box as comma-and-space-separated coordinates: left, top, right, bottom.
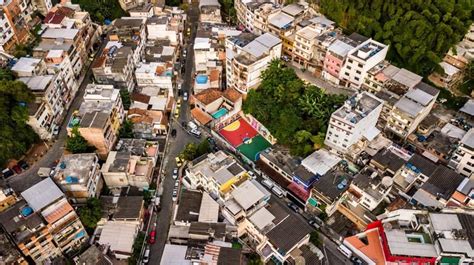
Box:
191, 108, 213, 125
193, 88, 222, 105
223, 88, 241, 103
131, 92, 150, 104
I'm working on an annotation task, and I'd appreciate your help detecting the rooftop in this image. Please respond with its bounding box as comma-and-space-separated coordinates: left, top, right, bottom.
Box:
98, 222, 137, 254
41, 28, 79, 39
160, 244, 190, 265
460, 99, 474, 116
260, 147, 300, 176
350, 39, 387, 62
313, 170, 349, 201
231, 180, 267, 211
406, 153, 437, 177
301, 149, 341, 176
420, 165, 464, 200
333, 92, 383, 124
371, 148, 407, 173
297, 26, 318, 40
0, 201, 43, 243
460, 128, 474, 149
198, 193, 219, 223
113, 18, 144, 28
21, 178, 63, 212
281, 4, 304, 17
55, 153, 98, 186
268, 12, 294, 29
328, 39, 357, 57
385, 229, 437, 257
266, 214, 312, 254
11, 57, 42, 74
18, 75, 53, 91
188, 151, 245, 186
194, 88, 222, 105
175, 190, 203, 223
114, 196, 143, 219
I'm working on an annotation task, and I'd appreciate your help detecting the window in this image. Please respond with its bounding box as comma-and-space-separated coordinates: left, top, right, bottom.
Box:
355, 77, 360, 81
342, 144, 347, 148
345, 72, 349, 76
348, 59, 353, 63
347, 66, 352, 70
356, 70, 361, 74
358, 63, 363, 68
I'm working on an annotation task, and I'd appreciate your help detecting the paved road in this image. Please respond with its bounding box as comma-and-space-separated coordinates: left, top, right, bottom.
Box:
6, 38, 106, 193
147, 3, 200, 265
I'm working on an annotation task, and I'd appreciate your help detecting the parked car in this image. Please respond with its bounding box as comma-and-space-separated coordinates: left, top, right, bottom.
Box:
247, 170, 256, 179
143, 246, 150, 263
175, 157, 183, 167
1, 168, 14, 178
174, 106, 180, 119
183, 92, 188, 101
172, 189, 178, 201
190, 128, 201, 138
308, 218, 320, 229
18, 160, 29, 170
148, 226, 156, 244
288, 202, 299, 213
171, 129, 177, 137
11, 165, 22, 174
174, 180, 179, 188
172, 168, 178, 179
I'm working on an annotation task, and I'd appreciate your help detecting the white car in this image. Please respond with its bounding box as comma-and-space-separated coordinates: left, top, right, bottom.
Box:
248, 170, 256, 179
172, 190, 178, 201
172, 168, 178, 179
183, 92, 188, 101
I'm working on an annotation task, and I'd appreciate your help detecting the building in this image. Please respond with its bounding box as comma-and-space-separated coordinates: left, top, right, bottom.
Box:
11, 57, 46, 77
32, 0, 52, 15
339, 39, 388, 88
118, 0, 145, 11
0, 0, 33, 51
35, 28, 87, 78
129, 3, 154, 18
392, 153, 437, 195
199, 0, 221, 23
110, 18, 146, 65
184, 151, 249, 202
92, 44, 136, 92
449, 128, 474, 177
362, 61, 422, 95
225, 32, 282, 94
325, 92, 383, 154
146, 16, 181, 45
321, 36, 359, 84
385, 83, 439, 139
135, 62, 173, 97
19, 75, 65, 140
101, 139, 159, 189
68, 84, 124, 159
344, 210, 474, 265
127, 108, 169, 138
428, 61, 464, 90
191, 88, 243, 126
74, 245, 113, 265
53, 153, 103, 203
0, 178, 88, 263
412, 165, 465, 209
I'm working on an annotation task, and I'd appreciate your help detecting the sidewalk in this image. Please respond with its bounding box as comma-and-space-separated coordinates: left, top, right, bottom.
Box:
287, 62, 355, 96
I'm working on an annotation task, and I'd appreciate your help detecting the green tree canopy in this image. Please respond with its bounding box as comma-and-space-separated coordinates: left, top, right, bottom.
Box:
78, 197, 102, 234
179, 139, 212, 161
243, 60, 346, 156
71, 0, 127, 23
0, 80, 39, 166
119, 119, 134, 138
66, 126, 95, 154
320, 0, 474, 76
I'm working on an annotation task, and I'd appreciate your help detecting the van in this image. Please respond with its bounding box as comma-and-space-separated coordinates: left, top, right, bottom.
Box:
337, 244, 352, 258
261, 179, 274, 189
143, 247, 150, 263
188, 121, 198, 130
271, 186, 284, 198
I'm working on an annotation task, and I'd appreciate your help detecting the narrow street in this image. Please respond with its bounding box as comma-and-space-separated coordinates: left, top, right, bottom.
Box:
6, 38, 108, 193
146, 3, 200, 264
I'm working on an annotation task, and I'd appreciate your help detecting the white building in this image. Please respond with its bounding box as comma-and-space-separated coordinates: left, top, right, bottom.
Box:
449, 128, 474, 177
325, 92, 383, 154
339, 39, 388, 88
19, 75, 64, 140
0, 11, 15, 50
225, 32, 282, 94
135, 62, 173, 97
11, 57, 46, 77
146, 16, 180, 45
385, 83, 439, 139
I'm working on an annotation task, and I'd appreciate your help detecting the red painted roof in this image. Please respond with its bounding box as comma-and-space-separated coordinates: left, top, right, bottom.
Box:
287, 182, 310, 202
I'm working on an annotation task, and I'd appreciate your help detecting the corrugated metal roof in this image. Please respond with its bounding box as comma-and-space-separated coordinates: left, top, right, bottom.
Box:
21, 178, 63, 212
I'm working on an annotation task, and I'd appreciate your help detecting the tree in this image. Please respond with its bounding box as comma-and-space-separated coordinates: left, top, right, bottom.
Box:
180, 143, 198, 161
320, 0, 474, 76
66, 126, 94, 154
120, 89, 131, 110
71, 0, 127, 23
119, 119, 134, 138
129, 232, 145, 265
309, 231, 323, 247
0, 68, 15, 81
243, 60, 346, 156
245, 253, 263, 265
197, 139, 211, 156
78, 198, 102, 234
0, 80, 39, 166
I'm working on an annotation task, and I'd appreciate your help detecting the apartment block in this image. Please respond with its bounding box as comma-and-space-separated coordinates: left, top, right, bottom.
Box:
19, 75, 65, 140
135, 62, 173, 97
325, 92, 383, 154
225, 32, 282, 94
0, 0, 33, 51
191, 88, 242, 126
92, 44, 136, 92
53, 153, 103, 203
449, 128, 474, 177
183, 151, 249, 202
321, 36, 358, 85
127, 108, 169, 138
43, 49, 78, 105
110, 18, 146, 65
385, 83, 439, 139
146, 16, 181, 45
31, 0, 52, 15
117, 0, 145, 11
199, 0, 221, 23
129, 3, 154, 18
0, 178, 88, 263
362, 61, 422, 95
428, 61, 464, 90
101, 151, 154, 189
339, 39, 388, 88
11, 57, 46, 77
69, 84, 124, 159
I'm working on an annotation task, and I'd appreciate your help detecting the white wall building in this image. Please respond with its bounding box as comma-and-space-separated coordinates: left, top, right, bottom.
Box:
135, 62, 173, 97
325, 92, 383, 154
225, 32, 282, 94
449, 128, 474, 177
339, 39, 388, 88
